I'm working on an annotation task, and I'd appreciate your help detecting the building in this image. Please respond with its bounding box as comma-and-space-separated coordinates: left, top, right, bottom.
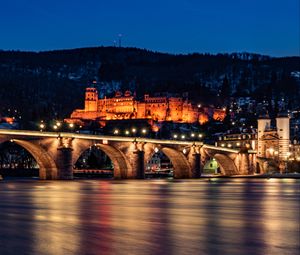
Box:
65, 86, 226, 126
257, 112, 290, 161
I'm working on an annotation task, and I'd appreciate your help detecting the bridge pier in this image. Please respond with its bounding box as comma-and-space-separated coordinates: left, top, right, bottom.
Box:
189, 153, 201, 178
56, 147, 73, 180
131, 150, 145, 179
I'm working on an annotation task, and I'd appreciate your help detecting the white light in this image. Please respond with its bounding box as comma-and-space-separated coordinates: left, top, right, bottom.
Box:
69, 123, 74, 128
56, 122, 61, 127
183, 148, 187, 154
114, 129, 119, 134
39, 124, 45, 129
173, 134, 178, 138
53, 125, 58, 130
125, 130, 130, 135
154, 147, 159, 153
191, 133, 195, 137
198, 134, 203, 138
181, 135, 185, 139
132, 128, 136, 133
142, 129, 147, 134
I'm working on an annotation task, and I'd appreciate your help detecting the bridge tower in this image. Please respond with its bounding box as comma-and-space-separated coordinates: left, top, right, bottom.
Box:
257, 113, 271, 157
276, 112, 290, 160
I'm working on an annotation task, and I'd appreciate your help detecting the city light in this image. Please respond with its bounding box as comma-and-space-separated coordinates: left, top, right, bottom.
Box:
125, 130, 130, 135
114, 129, 119, 135
183, 148, 187, 154
69, 123, 74, 128
191, 133, 195, 137
173, 134, 178, 139
198, 134, 203, 138
141, 129, 147, 134
154, 147, 159, 153
181, 135, 185, 139
132, 128, 136, 133
39, 123, 45, 131
53, 125, 58, 130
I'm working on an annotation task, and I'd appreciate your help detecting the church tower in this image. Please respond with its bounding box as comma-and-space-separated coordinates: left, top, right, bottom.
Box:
257, 113, 271, 157
276, 112, 290, 160
84, 85, 98, 112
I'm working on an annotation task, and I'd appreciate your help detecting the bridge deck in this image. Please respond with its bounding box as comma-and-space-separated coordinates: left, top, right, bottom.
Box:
0, 129, 203, 146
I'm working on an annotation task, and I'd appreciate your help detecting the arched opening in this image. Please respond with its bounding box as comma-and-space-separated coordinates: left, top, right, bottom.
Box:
145, 146, 191, 178
0, 140, 58, 179
73, 143, 130, 179
0, 141, 38, 177
203, 158, 221, 175
145, 150, 173, 178
74, 145, 113, 178
212, 153, 238, 175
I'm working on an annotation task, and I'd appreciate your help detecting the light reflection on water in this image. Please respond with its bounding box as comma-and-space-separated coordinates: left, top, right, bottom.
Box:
0, 178, 299, 255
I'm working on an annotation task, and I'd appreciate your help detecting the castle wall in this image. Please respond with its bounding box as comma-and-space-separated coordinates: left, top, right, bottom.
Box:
67, 87, 223, 125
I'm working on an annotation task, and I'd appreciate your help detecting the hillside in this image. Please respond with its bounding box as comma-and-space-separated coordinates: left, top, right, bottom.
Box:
0, 46, 299, 123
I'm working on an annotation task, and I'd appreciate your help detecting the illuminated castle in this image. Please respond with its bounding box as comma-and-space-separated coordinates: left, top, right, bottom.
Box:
66, 86, 226, 125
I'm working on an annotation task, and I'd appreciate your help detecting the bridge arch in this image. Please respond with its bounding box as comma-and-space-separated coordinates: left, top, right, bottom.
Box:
204, 152, 239, 175
0, 139, 58, 179
72, 142, 131, 179
145, 146, 191, 178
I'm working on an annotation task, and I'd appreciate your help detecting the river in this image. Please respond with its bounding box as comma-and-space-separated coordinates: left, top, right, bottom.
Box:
0, 178, 299, 255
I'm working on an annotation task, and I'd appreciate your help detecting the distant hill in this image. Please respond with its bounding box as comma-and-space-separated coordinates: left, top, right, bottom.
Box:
0, 46, 299, 122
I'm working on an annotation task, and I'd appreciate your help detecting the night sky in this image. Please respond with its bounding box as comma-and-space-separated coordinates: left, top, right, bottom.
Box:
1, 0, 299, 56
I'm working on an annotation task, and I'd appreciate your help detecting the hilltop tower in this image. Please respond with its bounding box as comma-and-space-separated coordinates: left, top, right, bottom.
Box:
84, 87, 98, 112
276, 112, 290, 160
257, 113, 271, 157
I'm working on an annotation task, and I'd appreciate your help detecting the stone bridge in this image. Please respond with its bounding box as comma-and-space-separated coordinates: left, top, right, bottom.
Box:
0, 130, 256, 179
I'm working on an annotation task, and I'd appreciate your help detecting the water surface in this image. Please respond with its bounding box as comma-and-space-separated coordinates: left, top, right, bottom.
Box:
0, 178, 299, 255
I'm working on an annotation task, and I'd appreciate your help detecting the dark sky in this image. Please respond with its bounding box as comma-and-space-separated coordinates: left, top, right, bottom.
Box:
1, 0, 299, 56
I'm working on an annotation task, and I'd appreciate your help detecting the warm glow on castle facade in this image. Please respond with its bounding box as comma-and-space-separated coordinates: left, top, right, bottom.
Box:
66, 87, 226, 125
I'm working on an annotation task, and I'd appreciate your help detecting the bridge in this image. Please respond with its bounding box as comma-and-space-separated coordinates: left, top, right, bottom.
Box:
0, 129, 257, 180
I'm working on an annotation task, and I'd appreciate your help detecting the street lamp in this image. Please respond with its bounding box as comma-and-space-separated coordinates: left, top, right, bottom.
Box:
68, 123, 74, 129
39, 123, 45, 131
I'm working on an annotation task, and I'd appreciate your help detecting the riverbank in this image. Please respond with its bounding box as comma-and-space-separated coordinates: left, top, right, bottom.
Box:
201, 173, 300, 179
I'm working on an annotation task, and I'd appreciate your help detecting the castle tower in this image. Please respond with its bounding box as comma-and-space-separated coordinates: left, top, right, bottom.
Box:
276, 112, 290, 160
84, 87, 98, 112
257, 113, 271, 157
